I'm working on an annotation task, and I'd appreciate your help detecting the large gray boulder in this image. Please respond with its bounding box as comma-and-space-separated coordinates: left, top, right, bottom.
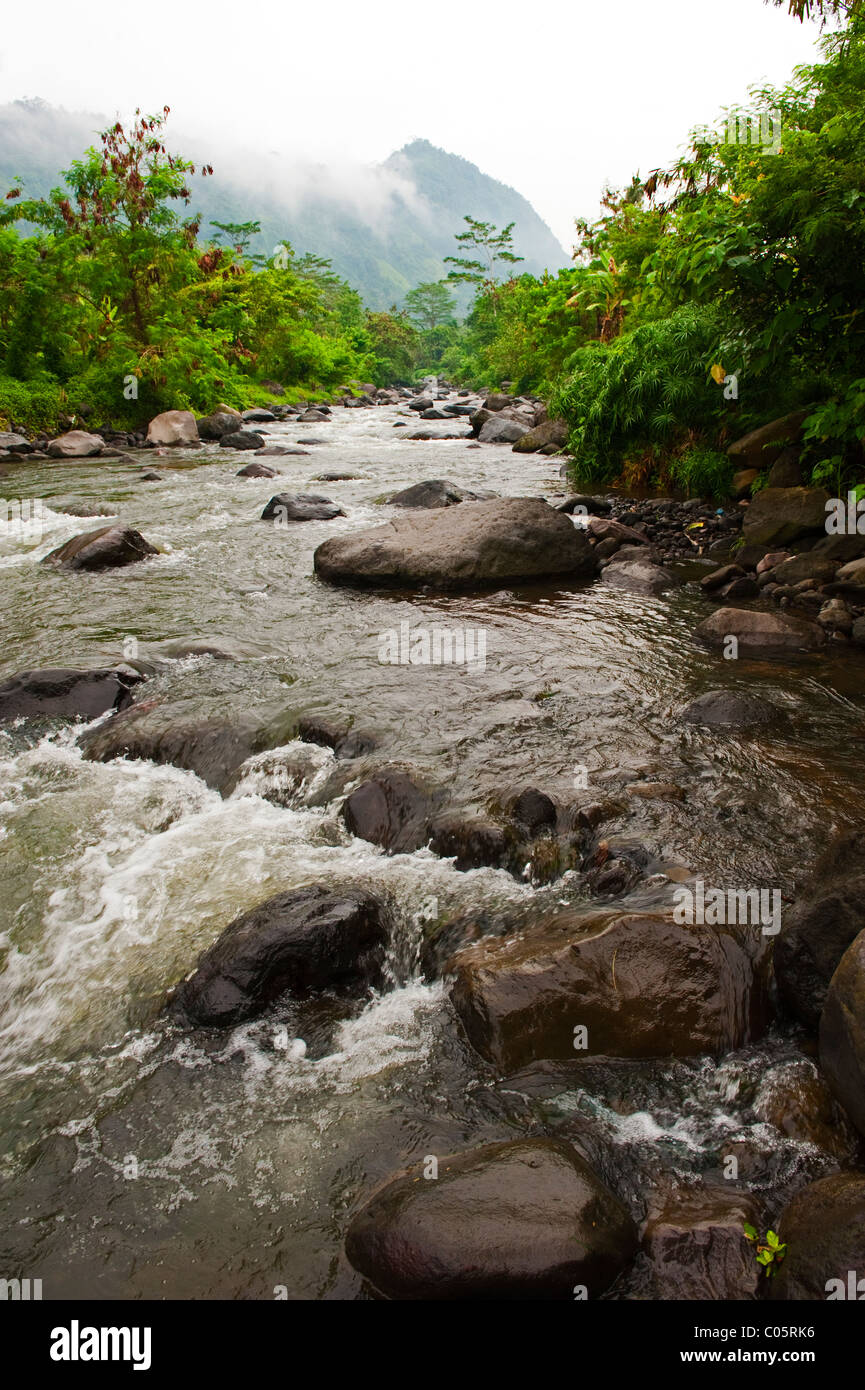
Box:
46, 430, 104, 458
512, 418, 569, 453
196, 411, 241, 441
819, 930, 865, 1137
478, 416, 530, 444
313, 498, 598, 591
146, 410, 199, 446
344, 1138, 638, 1299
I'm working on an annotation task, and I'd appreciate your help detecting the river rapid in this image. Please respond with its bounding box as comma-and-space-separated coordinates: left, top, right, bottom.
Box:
0, 393, 863, 1298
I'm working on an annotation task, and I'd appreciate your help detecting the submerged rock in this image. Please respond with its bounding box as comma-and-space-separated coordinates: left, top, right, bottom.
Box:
236, 462, 277, 478
42, 525, 158, 572
0, 667, 142, 722
314, 497, 598, 591
694, 607, 823, 653
679, 690, 776, 728
344, 1138, 638, 1300
170, 885, 389, 1027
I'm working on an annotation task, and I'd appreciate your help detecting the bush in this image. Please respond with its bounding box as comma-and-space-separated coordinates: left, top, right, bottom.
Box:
0, 374, 65, 433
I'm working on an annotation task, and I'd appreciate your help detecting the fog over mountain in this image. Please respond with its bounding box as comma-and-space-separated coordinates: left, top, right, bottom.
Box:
0, 99, 570, 308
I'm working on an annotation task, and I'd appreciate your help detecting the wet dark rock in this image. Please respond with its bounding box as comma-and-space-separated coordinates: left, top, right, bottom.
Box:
196, 412, 242, 441
679, 690, 776, 728
387, 479, 494, 509
78, 700, 274, 792
408, 396, 433, 412
450, 911, 768, 1073
140, 471, 162, 482
344, 1138, 638, 1300
428, 816, 513, 871
639, 1188, 762, 1300
820, 930, 865, 1138
314, 498, 598, 592
600, 560, 681, 595
700, 563, 745, 592
257, 446, 309, 457
169, 885, 389, 1027
261, 493, 345, 522
770, 1173, 865, 1300
0, 667, 142, 722
42, 525, 158, 572
774, 830, 865, 1029
242, 409, 277, 423
296, 715, 376, 759
727, 411, 809, 470
558, 496, 612, 516
740, 486, 830, 554
237, 462, 278, 478
342, 769, 441, 852
718, 575, 759, 600
219, 431, 265, 451
586, 516, 650, 549
510, 787, 557, 834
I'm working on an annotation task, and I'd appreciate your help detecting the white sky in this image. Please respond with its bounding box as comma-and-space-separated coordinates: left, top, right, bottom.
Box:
0, 0, 825, 250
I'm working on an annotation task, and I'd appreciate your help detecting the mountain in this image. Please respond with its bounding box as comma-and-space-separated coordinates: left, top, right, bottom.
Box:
0, 101, 570, 309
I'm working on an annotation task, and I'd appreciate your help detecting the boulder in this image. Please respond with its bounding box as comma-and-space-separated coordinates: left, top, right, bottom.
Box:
146, 410, 199, 447
600, 560, 681, 595
41, 525, 158, 572
261, 493, 344, 522
559, 496, 612, 517
740, 486, 830, 552
731, 468, 759, 500
0, 432, 33, 454
478, 416, 529, 444
450, 911, 768, 1073
771, 553, 839, 587
196, 412, 242, 441
0, 667, 141, 722
169, 885, 389, 1027
694, 607, 823, 653
341, 770, 440, 852
510, 788, 557, 834
428, 817, 513, 872
483, 393, 513, 412
641, 1189, 762, 1300
819, 931, 865, 1137
767, 447, 805, 489
78, 699, 274, 792
219, 431, 265, 451
313, 498, 599, 592
46, 430, 104, 458
726, 410, 809, 469
344, 1138, 638, 1300
585, 516, 649, 548
242, 409, 276, 423
408, 397, 433, 412
236, 462, 277, 478
387, 480, 494, 509
700, 563, 745, 592
769, 1173, 865, 1300
679, 690, 775, 728
774, 830, 865, 1029
512, 419, 569, 453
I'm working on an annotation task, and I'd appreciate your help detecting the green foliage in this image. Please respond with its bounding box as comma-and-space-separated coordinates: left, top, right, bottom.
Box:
744, 1223, 788, 1278
550, 306, 729, 484
0, 372, 64, 431
668, 444, 734, 498
0, 110, 375, 428
444, 216, 524, 295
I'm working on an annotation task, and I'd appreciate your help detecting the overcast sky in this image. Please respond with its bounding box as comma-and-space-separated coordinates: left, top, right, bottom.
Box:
0, 0, 826, 250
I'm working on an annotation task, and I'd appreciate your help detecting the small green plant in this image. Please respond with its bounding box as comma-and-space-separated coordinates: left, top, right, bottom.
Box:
744, 1223, 787, 1278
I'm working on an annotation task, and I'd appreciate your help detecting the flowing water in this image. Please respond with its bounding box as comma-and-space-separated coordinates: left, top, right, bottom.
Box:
0, 397, 863, 1298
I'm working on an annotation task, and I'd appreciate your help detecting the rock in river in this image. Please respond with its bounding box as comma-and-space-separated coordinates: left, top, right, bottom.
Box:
170, 885, 389, 1027
450, 910, 768, 1073
819, 929, 865, 1138
387, 479, 494, 509
46, 430, 104, 458
344, 1138, 638, 1299
679, 689, 776, 728
0, 667, 142, 722
261, 493, 345, 522
42, 525, 158, 572
313, 497, 598, 592
694, 607, 823, 654
769, 1173, 865, 1300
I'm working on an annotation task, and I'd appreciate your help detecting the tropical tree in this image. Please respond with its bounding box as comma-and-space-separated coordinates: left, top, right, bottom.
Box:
444, 216, 524, 295
403, 280, 457, 331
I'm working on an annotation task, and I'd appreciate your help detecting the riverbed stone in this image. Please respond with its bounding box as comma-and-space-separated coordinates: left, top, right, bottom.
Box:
196, 412, 240, 441
314, 497, 598, 591
450, 911, 768, 1073
769, 1173, 865, 1300
774, 830, 865, 1029
512, 418, 569, 453
820, 930, 865, 1138
0, 667, 142, 722
679, 690, 776, 728
600, 560, 681, 595
261, 493, 344, 522
694, 606, 823, 653
236, 462, 277, 478
478, 416, 530, 444
344, 1138, 638, 1299
640, 1188, 762, 1300
42, 525, 158, 572
342, 769, 441, 852
387, 479, 493, 509
169, 885, 389, 1027
740, 486, 830, 552
219, 430, 265, 451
